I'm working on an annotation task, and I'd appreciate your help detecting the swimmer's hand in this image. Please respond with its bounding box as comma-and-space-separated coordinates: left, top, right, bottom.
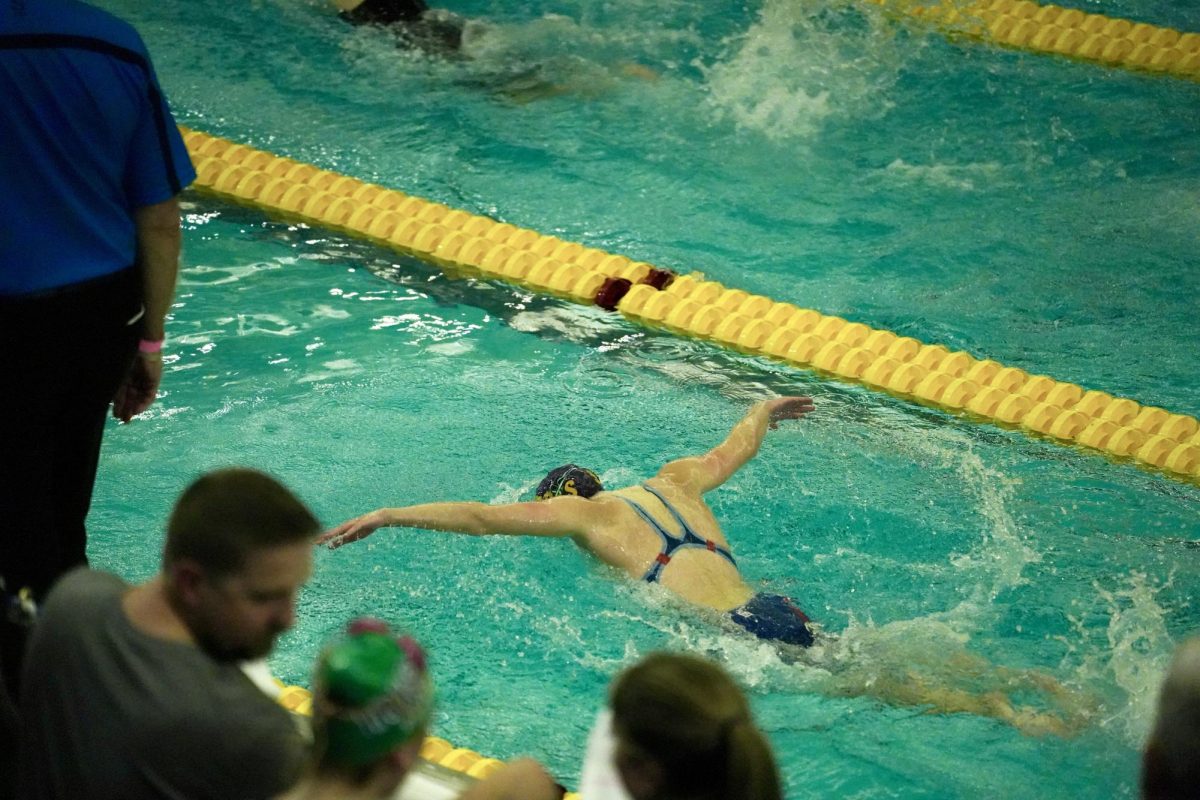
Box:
764, 396, 815, 429
319, 509, 392, 549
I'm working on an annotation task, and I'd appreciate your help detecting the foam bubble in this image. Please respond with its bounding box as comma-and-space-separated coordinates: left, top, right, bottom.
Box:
427, 340, 475, 356
883, 158, 1004, 191
882, 424, 1042, 627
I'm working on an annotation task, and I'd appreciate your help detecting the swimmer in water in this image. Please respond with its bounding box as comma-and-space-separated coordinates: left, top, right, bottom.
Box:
324, 397, 816, 640
330, 0, 656, 101
322, 397, 1090, 736
333, 0, 472, 57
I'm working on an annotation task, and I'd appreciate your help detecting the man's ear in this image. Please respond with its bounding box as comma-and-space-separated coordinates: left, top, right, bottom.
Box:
166, 559, 207, 606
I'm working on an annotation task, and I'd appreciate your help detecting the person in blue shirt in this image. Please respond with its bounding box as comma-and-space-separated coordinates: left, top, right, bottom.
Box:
0, 0, 196, 698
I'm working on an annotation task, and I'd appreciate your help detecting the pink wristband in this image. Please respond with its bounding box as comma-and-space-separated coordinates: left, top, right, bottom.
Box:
138, 338, 164, 354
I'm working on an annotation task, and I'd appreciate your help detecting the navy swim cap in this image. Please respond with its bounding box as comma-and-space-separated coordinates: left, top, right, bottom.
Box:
536, 465, 603, 500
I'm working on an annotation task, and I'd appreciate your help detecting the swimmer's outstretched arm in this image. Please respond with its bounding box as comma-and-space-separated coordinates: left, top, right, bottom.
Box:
656, 396, 814, 494
318, 496, 596, 549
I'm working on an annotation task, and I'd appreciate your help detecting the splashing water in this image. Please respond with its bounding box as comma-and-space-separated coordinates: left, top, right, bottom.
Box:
1066, 571, 1175, 745
699, 0, 904, 140
885, 422, 1042, 629
941, 439, 1041, 614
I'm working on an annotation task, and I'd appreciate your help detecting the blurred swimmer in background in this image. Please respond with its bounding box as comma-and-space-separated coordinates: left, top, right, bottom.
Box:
329, 0, 657, 102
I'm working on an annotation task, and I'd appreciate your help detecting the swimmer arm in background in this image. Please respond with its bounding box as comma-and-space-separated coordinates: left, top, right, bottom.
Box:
655, 396, 815, 494
319, 495, 600, 549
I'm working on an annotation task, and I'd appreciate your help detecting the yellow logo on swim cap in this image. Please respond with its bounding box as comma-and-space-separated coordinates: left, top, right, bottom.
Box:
562, 479, 578, 496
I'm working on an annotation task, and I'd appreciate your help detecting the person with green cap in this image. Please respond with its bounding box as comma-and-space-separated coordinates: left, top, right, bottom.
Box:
279, 617, 563, 800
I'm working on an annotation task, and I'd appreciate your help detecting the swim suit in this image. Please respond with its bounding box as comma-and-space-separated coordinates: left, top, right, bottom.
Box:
618, 484, 737, 583
729, 593, 815, 648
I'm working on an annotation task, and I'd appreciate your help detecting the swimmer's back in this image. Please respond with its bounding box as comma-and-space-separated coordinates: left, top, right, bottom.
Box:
578, 485, 753, 612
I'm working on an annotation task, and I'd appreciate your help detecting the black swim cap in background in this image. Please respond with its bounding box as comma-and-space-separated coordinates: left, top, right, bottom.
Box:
536, 465, 603, 500
340, 0, 428, 26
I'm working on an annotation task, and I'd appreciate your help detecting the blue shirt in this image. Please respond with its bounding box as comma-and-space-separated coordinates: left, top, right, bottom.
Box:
0, 0, 196, 295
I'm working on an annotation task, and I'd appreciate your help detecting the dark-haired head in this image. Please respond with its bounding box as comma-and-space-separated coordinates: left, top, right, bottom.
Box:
610, 652, 782, 800
335, 0, 428, 26
535, 465, 603, 500
163, 468, 318, 662
164, 467, 319, 577
1142, 636, 1200, 800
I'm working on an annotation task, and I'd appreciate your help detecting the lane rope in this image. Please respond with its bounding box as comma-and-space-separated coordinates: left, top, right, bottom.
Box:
868, 0, 1200, 80
181, 126, 1200, 484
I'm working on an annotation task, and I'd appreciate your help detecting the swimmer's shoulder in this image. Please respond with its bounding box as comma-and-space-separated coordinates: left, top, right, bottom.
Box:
582, 489, 633, 513
565, 489, 641, 534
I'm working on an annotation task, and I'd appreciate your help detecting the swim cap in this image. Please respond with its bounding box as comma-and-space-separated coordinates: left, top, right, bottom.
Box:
336, 0, 428, 24
314, 618, 434, 767
536, 464, 603, 500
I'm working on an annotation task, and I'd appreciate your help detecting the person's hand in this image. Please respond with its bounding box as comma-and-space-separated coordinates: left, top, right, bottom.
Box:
317, 509, 393, 549
112, 352, 163, 423
764, 396, 815, 429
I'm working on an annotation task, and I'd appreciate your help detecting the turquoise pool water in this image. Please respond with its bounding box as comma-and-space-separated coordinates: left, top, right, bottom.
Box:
86, 0, 1199, 797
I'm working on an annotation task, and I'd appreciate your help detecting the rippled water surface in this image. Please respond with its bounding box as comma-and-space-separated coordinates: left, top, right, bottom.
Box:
85, 1, 1200, 797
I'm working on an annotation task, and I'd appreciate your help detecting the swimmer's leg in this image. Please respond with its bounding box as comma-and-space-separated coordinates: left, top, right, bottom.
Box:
832, 670, 1074, 737
494, 79, 570, 104
941, 653, 1095, 730
618, 63, 658, 81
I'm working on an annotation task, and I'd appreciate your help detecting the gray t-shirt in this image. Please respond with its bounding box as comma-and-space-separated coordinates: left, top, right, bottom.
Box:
18, 569, 305, 800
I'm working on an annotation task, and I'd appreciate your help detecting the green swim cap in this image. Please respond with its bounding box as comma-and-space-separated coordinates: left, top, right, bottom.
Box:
315, 618, 435, 767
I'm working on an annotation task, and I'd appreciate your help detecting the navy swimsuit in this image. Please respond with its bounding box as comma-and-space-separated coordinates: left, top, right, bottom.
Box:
617, 484, 737, 582
619, 484, 815, 648
729, 594, 815, 648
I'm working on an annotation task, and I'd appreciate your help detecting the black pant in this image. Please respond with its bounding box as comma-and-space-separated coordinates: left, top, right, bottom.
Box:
0, 267, 141, 694
0, 664, 17, 800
